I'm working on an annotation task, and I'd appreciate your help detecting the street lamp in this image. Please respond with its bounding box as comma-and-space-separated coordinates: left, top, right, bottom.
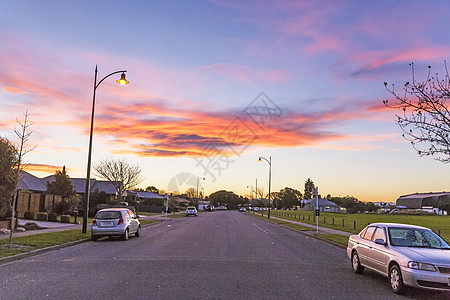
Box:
82, 66, 129, 234
258, 156, 271, 219
246, 185, 254, 200
196, 176, 205, 199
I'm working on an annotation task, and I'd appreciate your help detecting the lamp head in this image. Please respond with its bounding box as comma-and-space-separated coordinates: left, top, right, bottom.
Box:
116, 72, 130, 85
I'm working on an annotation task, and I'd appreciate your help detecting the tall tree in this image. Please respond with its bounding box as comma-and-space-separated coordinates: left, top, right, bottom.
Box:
278, 187, 302, 209
384, 62, 450, 163
303, 178, 315, 200
208, 190, 244, 210
46, 166, 75, 200
0, 138, 18, 221
93, 158, 143, 199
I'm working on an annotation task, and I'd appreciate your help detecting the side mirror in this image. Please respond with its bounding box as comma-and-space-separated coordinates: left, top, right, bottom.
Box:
374, 238, 386, 246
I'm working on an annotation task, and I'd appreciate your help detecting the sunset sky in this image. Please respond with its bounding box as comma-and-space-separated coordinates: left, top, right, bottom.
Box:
2, 0, 450, 202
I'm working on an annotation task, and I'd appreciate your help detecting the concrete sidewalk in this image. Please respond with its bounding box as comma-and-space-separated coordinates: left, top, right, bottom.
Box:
0, 213, 171, 240
272, 216, 352, 236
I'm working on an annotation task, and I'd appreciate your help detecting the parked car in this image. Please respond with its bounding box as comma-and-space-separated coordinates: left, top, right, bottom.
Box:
347, 223, 450, 294
239, 207, 246, 212
91, 208, 141, 241
185, 206, 198, 217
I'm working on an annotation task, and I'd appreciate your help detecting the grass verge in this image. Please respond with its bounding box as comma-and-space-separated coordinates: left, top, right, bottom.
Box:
0, 230, 89, 258
315, 234, 349, 247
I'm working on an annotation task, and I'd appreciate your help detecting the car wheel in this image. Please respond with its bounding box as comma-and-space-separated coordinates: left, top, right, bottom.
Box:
389, 265, 406, 294
351, 251, 364, 274
135, 226, 141, 237
91, 235, 98, 242
122, 228, 129, 241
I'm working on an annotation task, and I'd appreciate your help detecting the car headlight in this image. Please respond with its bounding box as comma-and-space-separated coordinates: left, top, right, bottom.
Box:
408, 261, 437, 272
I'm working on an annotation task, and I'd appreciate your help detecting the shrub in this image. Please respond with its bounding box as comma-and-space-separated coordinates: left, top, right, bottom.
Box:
48, 213, 58, 222
36, 212, 48, 221
60, 215, 71, 223
24, 222, 44, 230
23, 211, 35, 220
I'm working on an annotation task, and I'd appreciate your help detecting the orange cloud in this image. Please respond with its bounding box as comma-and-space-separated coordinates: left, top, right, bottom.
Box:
2, 86, 29, 94
23, 163, 68, 174
85, 97, 353, 158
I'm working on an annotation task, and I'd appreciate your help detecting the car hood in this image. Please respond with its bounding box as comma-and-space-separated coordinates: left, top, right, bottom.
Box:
395, 247, 450, 265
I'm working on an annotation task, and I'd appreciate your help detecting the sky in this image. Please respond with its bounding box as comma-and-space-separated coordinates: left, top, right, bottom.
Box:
1, 0, 450, 202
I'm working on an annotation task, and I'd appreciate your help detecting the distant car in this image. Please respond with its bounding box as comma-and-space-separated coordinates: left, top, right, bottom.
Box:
185, 206, 198, 216
205, 205, 214, 211
239, 207, 246, 212
347, 223, 450, 294
216, 206, 227, 210
91, 208, 141, 241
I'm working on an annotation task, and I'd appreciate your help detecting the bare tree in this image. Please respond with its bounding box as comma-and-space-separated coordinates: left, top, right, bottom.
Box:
384, 62, 450, 163
9, 110, 36, 244
185, 187, 197, 198
93, 158, 143, 200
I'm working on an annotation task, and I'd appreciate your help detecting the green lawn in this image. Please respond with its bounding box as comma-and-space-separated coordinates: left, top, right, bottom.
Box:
0, 230, 89, 258
265, 210, 450, 242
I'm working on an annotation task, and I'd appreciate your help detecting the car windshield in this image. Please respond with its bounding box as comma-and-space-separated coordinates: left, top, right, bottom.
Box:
388, 227, 450, 249
95, 211, 122, 220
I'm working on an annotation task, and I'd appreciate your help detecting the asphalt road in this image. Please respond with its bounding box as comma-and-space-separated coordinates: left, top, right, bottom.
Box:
0, 211, 447, 299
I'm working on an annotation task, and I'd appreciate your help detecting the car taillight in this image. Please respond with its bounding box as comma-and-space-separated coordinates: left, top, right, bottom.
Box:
118, 217, 124, 225
92, 219, 97, 224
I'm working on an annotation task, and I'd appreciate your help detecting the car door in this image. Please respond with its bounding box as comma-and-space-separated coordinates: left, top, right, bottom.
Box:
368, 227, 390, 273
357, 226, 376, 266
127, 210, 137, 233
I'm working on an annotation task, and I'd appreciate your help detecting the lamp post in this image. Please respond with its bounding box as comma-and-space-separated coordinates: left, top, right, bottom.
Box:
258, 156, 271, 219
196, 176, 205, 199
246, 185, 254, 200
82, 66, 129, 234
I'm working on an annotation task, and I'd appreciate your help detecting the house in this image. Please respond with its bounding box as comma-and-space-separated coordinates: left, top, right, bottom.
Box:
301, 198, 346, 213
16, 170, 121, 217
16, 170, 62, 218
127, 190, 166, 212
396, 192, 450, 215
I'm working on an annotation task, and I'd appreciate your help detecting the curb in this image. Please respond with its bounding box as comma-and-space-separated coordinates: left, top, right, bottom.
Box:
0, 238, 90, 265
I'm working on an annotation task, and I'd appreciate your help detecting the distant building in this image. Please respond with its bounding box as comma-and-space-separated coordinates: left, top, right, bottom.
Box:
373, 202, 396, 213
396, 192, 450, 215
301, 198, 346, 213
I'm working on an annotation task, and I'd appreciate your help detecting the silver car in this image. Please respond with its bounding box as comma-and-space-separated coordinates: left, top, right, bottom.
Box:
347, 222, 450, 294
91, 208, 141, 241
185, 206, 198, 217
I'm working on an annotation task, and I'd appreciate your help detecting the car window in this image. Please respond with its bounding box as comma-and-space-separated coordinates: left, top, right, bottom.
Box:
361, 226, 376, 240
371, 227, 386, 242
389, 227, 450, 248
95, 211, 121, 219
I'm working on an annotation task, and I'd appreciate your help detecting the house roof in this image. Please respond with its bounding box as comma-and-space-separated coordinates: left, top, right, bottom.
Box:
127, 191, 165, 199
19, 170, 46, 192
303, 198, 340, 207
91, 180, 120, 195
398, 192, 450, 200
19, 171, 119, 196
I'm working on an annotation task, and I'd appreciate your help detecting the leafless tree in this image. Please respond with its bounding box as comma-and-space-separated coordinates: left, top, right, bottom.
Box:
9, 110, 36, 244
93, 158, 143, 200
384, 62, 450, 163
185, 187, 197, 198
